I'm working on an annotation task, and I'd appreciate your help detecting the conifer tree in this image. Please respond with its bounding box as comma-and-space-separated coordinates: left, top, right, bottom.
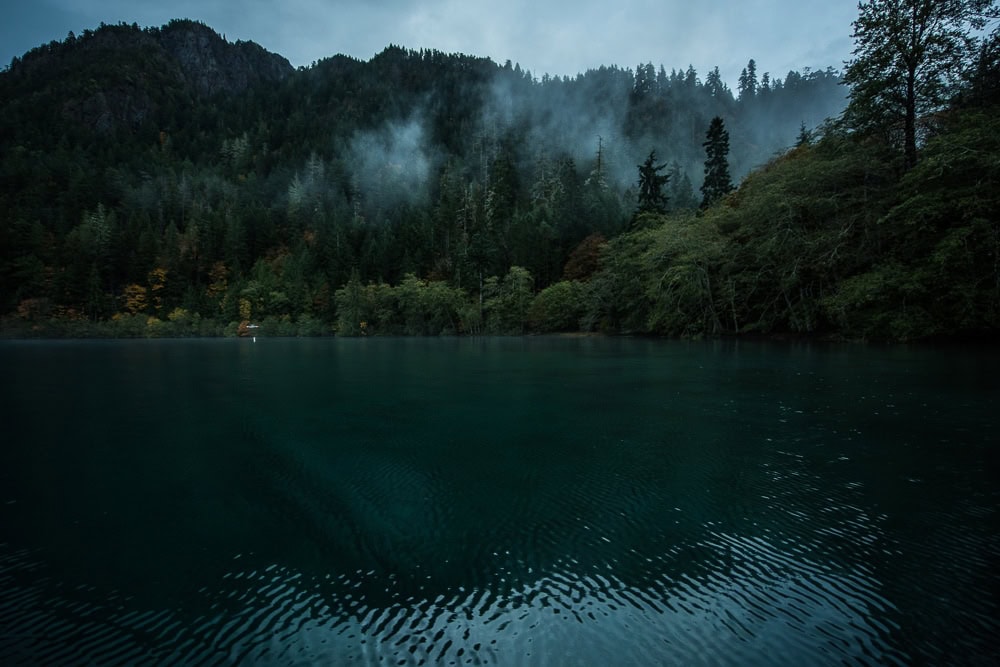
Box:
700, 117, 734, 208
705, 66, 728, 99
636, 150, 670, 215
738, 58, 759, 101
796, 121, 813, 147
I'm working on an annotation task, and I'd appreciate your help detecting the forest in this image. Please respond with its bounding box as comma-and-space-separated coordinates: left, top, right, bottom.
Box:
1, 2, 998, 341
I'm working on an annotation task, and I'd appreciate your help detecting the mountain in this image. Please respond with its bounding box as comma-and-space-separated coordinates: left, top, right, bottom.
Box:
3, 20, 292, 134
0, 19, 852, 335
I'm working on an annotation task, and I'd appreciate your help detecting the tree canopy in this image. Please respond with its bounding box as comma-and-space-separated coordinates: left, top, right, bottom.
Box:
844, 0, 999, 168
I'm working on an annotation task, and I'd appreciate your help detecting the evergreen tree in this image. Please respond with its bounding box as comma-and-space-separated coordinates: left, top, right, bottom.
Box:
632, 62, 656, 100
668, 162, 699, 211
843, 0, 996, 169
700, 117, 734, 208
796, 121, 813, 147
738, 58, 759, 101
636, 150, 670, 215
684, 65, 698, 88
705, 66, 729, 99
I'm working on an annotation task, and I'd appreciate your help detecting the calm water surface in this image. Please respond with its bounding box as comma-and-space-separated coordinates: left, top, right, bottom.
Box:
1, 337, 997, 665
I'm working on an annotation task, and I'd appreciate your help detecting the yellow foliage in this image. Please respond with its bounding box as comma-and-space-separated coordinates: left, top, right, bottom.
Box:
123, 283, 148, 314
148, 267, 168, 291
238, 298, 252, 321
167, 307, 189, 322
207, 261, 228, 299
147, 267, 168, 313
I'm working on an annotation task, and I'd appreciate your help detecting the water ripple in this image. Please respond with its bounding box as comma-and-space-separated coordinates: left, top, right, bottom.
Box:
2, 342, 999, 665
3, 535, 954, 667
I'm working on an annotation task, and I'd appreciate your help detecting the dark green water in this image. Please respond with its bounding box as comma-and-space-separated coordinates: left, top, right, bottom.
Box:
1, 337, 997, 665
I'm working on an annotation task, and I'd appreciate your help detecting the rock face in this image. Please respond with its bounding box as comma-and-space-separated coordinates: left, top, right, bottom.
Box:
2, 20, 294, 134
159, 20, 293, 97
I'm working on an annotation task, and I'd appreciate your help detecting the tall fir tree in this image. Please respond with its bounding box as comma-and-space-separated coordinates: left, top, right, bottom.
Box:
635, 150, 670, 216
738, 58, 759, 101
700, 117, 734, 208
705, 66, 728, 98
796, 121, 813, 147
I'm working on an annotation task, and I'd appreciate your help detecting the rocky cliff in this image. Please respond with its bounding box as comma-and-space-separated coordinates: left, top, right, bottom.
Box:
1, 20, 294, 134
158, 20, 293, 97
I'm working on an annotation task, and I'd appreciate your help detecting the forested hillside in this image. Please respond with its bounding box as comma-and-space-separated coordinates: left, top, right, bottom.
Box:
2, 6, 997, 341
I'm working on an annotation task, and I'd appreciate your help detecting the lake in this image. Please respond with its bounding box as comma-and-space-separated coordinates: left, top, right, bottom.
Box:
1, 337, 997, 665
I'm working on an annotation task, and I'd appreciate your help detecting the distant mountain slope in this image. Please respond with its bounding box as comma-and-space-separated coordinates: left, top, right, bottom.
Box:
0, 19, 850, 329
1, 19, 293, 135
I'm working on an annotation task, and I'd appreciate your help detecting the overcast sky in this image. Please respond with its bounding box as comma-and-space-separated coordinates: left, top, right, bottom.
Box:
2, 0, 858, 86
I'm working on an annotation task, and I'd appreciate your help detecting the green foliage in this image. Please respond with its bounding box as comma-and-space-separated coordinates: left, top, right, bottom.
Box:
484, 266, 534, 334
829, 107, 1000, 337
334, 271, 367, 336
578, 100, 999, 342
707, 136, 893, 335
528, 281, 588, 332
582, 230, 654, 333
821, 262, 939, 341
843, 0, 992, 168
643, 214, 726, 336
332, 270, 468, 336
395, 274, 465, 335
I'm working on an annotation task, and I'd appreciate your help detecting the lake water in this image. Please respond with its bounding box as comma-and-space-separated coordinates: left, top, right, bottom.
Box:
1, 337, 997, 665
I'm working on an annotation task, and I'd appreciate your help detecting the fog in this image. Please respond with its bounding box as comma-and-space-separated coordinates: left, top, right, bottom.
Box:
286, 54, 847, 225
348, 116, 440, 212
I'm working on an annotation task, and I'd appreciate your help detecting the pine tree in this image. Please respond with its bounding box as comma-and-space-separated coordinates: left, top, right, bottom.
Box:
668, 162, 699, 211
636, 150, 670, 216
796, 121, 813, 147
738, 58, 759, 101
705, 66, 728, 99
700, 117, 734, 208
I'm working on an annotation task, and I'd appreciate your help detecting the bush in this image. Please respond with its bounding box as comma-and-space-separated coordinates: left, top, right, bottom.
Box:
528, 281, 586, 332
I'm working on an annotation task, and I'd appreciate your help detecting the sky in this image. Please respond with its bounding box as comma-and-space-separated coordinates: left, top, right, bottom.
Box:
1, 0, 859, 87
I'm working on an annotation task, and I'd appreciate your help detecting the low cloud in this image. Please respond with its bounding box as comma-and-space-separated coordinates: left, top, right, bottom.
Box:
349, 116, 438, 213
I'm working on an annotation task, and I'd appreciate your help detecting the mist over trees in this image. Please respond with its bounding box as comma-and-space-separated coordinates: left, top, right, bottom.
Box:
2, 7, 998, 341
